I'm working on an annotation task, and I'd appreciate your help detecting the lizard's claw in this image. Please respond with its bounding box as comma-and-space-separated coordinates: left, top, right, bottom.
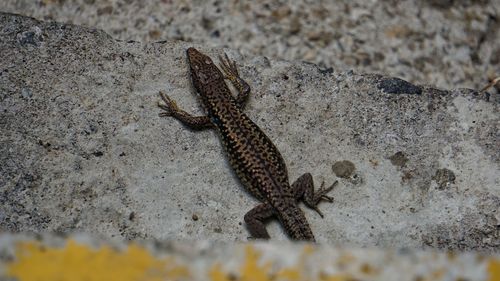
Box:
313, 206, 325, 218
158, 91, 178, 117
315, 180, 336, 204
218, 52, 239, 80
321, 180, 337, 202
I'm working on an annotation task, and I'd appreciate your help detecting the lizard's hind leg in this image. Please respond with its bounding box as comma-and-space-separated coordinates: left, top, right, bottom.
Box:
291, 173, 336, 218
244, 203, 275, 239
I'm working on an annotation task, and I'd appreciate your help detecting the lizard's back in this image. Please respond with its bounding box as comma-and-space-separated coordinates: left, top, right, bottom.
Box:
197, 71, 291, 201
183, 47, 319, 240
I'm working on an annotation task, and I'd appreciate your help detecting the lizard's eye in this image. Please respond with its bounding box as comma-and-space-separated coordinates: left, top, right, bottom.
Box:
204, 58, 212, 65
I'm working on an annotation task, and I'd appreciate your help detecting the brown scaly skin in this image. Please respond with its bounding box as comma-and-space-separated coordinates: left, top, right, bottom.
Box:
158, 47, 337, 241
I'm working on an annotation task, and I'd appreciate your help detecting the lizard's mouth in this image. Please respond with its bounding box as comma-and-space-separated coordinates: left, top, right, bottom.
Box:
186, 47, 206, 65
186, 47, 199, 58
187, 48, 204, 74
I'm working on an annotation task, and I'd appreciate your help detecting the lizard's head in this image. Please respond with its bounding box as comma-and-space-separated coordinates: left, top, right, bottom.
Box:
186, 48, 223, 91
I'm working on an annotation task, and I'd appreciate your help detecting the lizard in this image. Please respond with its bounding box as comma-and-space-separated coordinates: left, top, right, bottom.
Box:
158, 47, 337, 241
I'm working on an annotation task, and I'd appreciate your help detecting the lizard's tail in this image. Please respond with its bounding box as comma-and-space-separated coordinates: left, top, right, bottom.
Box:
276, 202, 315, 241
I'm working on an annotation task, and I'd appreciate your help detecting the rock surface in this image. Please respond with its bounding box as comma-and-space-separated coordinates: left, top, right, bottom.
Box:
1, 0, 499, 90
0, 13, 498, 251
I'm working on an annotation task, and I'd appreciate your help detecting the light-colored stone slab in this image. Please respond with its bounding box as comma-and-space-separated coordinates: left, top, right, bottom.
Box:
0, 13, 498, 251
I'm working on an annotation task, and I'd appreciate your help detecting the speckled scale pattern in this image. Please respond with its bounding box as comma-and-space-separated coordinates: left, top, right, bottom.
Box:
187, 48, 290, 201
160, 48, 335, 241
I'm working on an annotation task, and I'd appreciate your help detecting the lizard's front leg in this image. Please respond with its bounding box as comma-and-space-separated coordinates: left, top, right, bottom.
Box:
291, 173, 337, 218
158, 91, 213, 130
218, 53, 251, 109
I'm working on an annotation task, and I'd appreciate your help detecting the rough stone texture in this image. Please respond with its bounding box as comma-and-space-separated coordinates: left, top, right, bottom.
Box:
0, 13, 499, 251
1, 0, 499, 91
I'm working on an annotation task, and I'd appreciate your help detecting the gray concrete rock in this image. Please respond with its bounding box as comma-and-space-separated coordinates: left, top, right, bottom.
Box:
0, 13, 498, 251
1, 0, 499, 91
